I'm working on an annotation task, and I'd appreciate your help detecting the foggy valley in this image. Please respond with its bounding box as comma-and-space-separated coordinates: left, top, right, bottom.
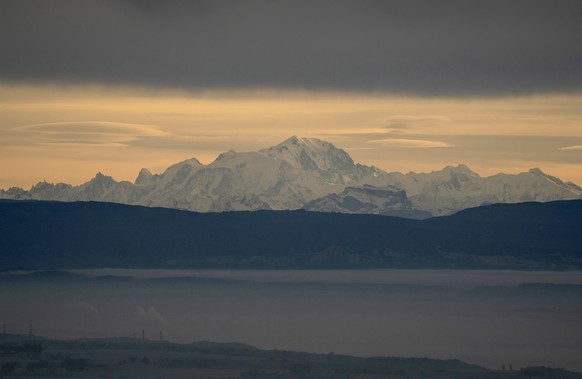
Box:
1, 269, 582, 373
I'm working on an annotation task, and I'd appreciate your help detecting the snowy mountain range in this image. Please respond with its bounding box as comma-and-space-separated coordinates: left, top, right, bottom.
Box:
2, 136, 581, 217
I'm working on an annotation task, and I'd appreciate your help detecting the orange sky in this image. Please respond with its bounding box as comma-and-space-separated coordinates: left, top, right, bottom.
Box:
1, 84, 582, 188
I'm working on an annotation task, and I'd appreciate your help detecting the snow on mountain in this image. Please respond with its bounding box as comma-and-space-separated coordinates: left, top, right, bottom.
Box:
260, 136, 385, 184
152, 136, 387, 211
398, 165, 582, 216
0, 186, 34, 200
134, 168, 159, 186
27, 173, 136, 204
303, 185, 433, 219
2, 136, 581, 217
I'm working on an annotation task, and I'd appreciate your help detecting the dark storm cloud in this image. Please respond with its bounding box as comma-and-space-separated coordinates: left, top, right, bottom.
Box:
1, 0, 581, 96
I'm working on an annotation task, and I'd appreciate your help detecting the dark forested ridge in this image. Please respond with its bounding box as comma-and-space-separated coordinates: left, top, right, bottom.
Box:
1, 199, 581, 270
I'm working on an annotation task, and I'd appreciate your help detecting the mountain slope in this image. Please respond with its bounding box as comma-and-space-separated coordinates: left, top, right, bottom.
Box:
1, 199, 581, 270
403, 166, 582, 215
303, 185, 432, 219
1, 137, 581, 216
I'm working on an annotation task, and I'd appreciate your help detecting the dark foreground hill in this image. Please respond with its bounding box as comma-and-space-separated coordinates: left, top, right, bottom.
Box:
1, 334, 581, 379
1, 199, 581, 270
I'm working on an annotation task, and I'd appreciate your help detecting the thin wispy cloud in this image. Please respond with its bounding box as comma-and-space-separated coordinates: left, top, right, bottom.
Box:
14, 121, 168, 146
384, 115, 451, 131
16, 121, 167, 136
560, 145, 582, 151
369, 138, 454, 148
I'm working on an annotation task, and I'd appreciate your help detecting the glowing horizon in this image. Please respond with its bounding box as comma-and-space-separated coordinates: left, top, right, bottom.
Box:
1, 84, 582, 189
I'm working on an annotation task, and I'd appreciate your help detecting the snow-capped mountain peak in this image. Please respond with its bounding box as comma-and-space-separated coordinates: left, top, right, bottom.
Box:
446, 164, 480, 177
158, 158, 202, 180
1, 136, 581, 217
260, 136, 355, 173
90, 172, 115, 184
528, 167, 566, 185
135, 168, 160, 186
427, 164, 480, 181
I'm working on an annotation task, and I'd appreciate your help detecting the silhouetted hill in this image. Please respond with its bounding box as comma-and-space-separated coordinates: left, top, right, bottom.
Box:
1, 199, 581, 270
0, 334, 492, 378
4, 333, 581, 378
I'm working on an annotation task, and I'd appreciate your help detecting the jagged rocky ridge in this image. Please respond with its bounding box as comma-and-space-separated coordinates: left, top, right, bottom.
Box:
2, 136, 581, 217
303, 185, 433, 219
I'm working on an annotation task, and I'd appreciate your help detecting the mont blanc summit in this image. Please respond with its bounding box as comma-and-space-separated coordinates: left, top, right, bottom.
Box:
2, 137, 581, 217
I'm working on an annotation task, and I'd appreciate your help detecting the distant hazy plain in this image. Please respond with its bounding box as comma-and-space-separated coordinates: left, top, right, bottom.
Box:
1, 269, 581, 371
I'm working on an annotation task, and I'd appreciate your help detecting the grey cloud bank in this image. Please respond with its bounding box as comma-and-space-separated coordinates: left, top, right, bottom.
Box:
1, 0, 581, 96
